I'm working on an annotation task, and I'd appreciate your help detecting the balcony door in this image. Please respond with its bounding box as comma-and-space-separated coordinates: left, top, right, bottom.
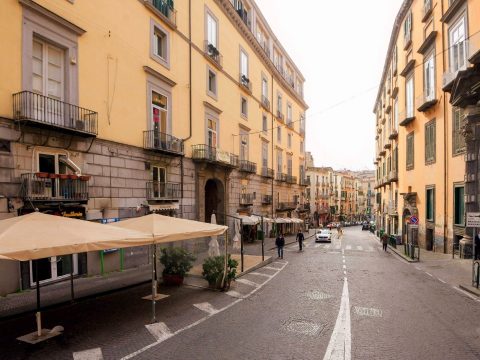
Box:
152, 166, 166, 198
449, 17, 466, 73
32, 38, 65, 126
152, 91, 168, 149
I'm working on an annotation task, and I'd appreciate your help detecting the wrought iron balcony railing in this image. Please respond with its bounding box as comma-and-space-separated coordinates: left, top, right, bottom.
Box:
286, 175, 297, 184
13, 91, 97, 136
276, 111, 284, 122
240, 193, 254, 206
299, 178, 310, 186
275, 172, 287, 182
239, 160, 257, 173
261, 167, 274, 179
143, 130, 184, 155
261, 95, 270, 110
147, 0, 176, 26
21, 173, 89, 202
261, 194, 272, 205
146, 181, 181, 200
277, 201, 297, 211
204, 41, 222, 67
191, 144, 238, 168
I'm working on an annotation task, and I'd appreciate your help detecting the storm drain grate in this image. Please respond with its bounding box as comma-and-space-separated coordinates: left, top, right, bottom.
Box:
354, 307, 382, 317
283, 319, 322, 336
306, 291, 332, 300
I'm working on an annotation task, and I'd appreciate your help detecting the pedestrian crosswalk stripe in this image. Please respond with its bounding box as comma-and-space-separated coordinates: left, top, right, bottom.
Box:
335, 245, 341, 250
73, 348, 104, 360
145, 322, 173, 342
250, 272, 271, 278
236, 278, 260, 287
346, 245, 352, 250
264, 266, 281, 271
194, 302, 218, 315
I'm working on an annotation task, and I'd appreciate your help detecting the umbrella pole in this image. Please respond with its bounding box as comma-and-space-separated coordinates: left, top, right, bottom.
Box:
261, 217, 265, 262
151, 244, 156, 323
221, 228, 228, 289
240, 220, 244, 273
70, 254, 75, 303
35, 260, 42, 337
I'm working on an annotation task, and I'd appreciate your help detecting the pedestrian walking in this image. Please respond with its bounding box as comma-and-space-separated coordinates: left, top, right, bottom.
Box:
296, 230, 305, 251
276, 233, 285, 259
337, 225, 343, 239
382, 234, 388, 252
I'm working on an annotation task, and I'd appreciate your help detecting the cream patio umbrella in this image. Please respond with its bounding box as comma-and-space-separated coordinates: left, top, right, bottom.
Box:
0, 212, 151, 343
208, 213, 221, 257
111, 213, 227, 322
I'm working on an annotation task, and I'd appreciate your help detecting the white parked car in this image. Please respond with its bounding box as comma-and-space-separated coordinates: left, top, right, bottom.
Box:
315, 229, 332, 242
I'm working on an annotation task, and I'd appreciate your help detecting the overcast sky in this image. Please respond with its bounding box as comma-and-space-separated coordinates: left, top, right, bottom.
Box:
255, 0, 404, 171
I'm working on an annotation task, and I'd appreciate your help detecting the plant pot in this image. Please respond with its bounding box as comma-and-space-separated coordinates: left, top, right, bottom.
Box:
59, 174, 69, 180
35, 172, 49, 179
162, 274, 184, 286
79, 175, 91, 181
69, 174, 79, 180
49, 173, 60, 179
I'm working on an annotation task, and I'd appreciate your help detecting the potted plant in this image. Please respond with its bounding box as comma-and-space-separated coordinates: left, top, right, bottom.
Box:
69, 174, 79, 180
35, 172, 49, 179
202, 255, 238, 291
79, 175, 91, 181
159, 247, 196, 286
59, 174, 69, 180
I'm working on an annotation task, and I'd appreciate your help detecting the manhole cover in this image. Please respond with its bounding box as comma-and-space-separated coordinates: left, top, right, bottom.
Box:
306, 291, 332, 300
353, 307, 382, 317
283, 319, 322, 336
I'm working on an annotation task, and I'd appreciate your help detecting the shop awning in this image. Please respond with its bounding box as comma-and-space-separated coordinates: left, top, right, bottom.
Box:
149, 203, 180, 211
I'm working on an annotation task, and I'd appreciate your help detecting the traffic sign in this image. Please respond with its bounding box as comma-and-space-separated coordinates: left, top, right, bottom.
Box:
467, 212, 480, 227
409, 216, 419, 225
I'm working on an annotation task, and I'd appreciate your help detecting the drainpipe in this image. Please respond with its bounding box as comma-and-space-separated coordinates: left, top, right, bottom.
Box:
441, 0, 448, 253
180, 0, 193, 217
271, 73, 274, 222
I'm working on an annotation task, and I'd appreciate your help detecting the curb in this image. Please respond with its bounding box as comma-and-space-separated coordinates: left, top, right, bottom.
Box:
459, 284, 480, 297
387, 244, 418, 263
236, 256, 274, 278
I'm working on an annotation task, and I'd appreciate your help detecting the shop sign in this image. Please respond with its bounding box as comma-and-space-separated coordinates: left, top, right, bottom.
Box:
467, 212, 480, 227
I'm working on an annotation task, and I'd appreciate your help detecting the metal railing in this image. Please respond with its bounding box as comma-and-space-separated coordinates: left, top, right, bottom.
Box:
275, 172, 287, 182
149, 0, 176, 25
240, 193, 254, 205
13, 91, 97, 135
286, 120, 294, 129
261, 95, 270, 110
146, 181, 181, 200
21, 173, 89, 202
239, 74, 251, 91
300, 178, 310, 186
239, 160, 257, 173
261, 167, 274, 179
277, 201, 297, 211
276, 110, 284, 122
261, 194, 272, 205
191, 144, 238, 167
143, 130, 184, 155
204, 40, 222, 67
286, 175, 297, 184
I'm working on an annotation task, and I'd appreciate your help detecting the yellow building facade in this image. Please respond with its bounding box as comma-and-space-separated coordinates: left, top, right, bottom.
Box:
0, 0, 307, 294
374, 0, 480, 252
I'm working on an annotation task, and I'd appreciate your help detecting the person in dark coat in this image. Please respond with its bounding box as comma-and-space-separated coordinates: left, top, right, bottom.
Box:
275, 233, 285, 259
296, 230, 305, 251
381, 234, 388, 252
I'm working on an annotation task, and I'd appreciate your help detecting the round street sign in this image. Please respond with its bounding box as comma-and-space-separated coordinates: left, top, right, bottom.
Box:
410, 216, 419, 225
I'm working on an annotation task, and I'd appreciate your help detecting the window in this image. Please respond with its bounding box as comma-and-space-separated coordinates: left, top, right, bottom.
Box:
404, 11, 412, 46
262, 114, 268, 133
240, 132, 248, 161
300, 141, 304, 154
287, 133, 292, 148
449, 17, 466, 73
262, 141, 268, 169
151, 22, 169, 67
152, 166, 167, 198
262, 77, 268, 99
392, 46, 398, 73
393, 97, 398, 131
277, 126, 281, 142
277, 150, 283, 174
406, 132, 414, 170
240, 49, 248, 78
207, 68, 217, 97
277, 94, 282, 115
406, 75, 414, 118
207, 118, 217, 148
206, 12, 218, 48
32, 38, 64, 101
425, 120, 436, 164
151, 91, 168, 137
424, 52, 435, 101
453, 107, 465, 155
287, 104, 292, 125
454, 185, 465, 226
426, 187, 435, 222
241, 96, 247, 118
287, 155, 292, 176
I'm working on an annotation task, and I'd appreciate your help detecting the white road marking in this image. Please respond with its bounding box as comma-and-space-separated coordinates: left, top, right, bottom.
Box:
145, 322, 173, 342
324, 244, 331, 249
343, 271, 347, 275
453, 286, 480, 301
415, 266, 422, 271
438, 278, 446, 284
306, 291, 333, 300
193, 302, 218, 315
236, 278, 260, 287
284, 319, 321, 336
225, 290, 246, 299
346, 245, 352, 250
250, 272, 271, 278
122, 262, 288, 360
342, 265, 346, 269
323, 278, 351, 360
264, 266, 281, 271
335, 245, 341, 250
354, 307, 382, 318
367, 246, 374, 252
342, 259, 345, 264
356, 246, 363, 251
73, 348, 103, 360
425, 272, 433, 277
314, 244, 321, 248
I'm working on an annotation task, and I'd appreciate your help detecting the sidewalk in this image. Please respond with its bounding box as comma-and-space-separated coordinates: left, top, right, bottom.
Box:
371, 233, 479, 297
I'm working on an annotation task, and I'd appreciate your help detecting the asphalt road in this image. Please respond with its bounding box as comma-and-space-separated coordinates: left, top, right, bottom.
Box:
2, 227, 480, 359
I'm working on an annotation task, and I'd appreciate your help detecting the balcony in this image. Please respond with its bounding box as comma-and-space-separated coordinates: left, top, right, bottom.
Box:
276, 110, 285, 122
389, 130, 399, 140
143, 130, 184, 156
389, 170, 398, 182
300, 178, 310, 186
276, 172, 288, 182
261, 95, 270, 110
21, 173, 89, 203
398, 109, 415, 127
240, 193, 254, 206
286, 120, 294, 129
204, 41, 222, 68
388, 201, 398, 216
297, 203, 310, 213
239, 160, 257, 173
384, 143, 391, 150
257, 39, 270, 57
286, 175, 297, 184
261, 194, 273, 205
191, 144, 238, 168
422, 0, 433, 22
277, 202, 297, 211
13, 91, 97, 136
416, 93, 438, 112
230, 1, 251, 29
261, 167, 274, 179
145, 0, 176, 28
146, 181, 181, 201
239, 74, 251, 93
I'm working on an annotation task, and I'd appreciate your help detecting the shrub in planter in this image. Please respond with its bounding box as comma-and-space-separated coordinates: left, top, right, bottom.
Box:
202, 255, 239, 291
159, 247, 196, 286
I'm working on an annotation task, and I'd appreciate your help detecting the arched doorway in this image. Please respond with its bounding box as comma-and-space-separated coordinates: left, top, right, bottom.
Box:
205, 179, 225, 224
